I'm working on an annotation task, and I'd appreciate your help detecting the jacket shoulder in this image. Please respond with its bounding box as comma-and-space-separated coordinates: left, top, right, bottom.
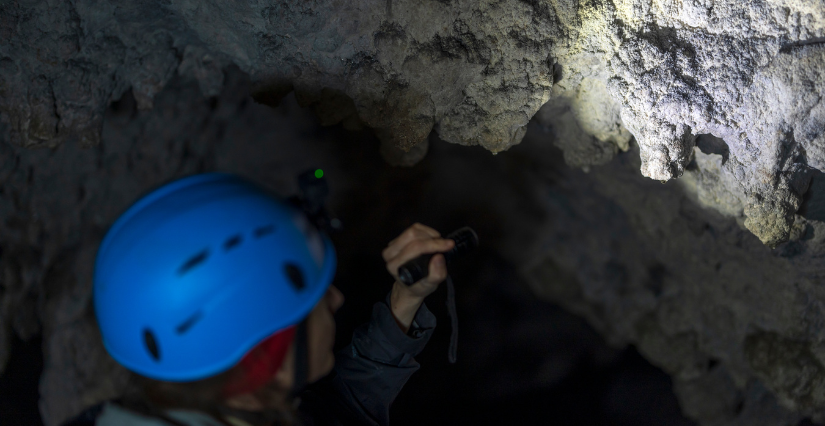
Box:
61, 401, 223, 426
93, 402, 171, 426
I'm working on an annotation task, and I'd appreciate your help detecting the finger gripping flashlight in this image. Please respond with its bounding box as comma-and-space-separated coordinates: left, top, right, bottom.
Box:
398, 227, 479, 286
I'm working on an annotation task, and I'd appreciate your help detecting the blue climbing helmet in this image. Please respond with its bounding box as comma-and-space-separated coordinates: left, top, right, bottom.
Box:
93, 172, 337, 382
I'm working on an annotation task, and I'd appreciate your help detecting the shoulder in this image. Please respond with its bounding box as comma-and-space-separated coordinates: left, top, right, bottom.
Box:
60, 401, 167, 426
60, 401, 226, 426
93, 402, 172, 426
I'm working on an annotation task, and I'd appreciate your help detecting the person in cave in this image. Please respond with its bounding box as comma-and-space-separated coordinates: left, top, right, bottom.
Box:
64, 172, 456, 426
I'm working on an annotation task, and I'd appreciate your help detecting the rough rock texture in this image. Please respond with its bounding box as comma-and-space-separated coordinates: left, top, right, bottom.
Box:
1, 0, 825, 425
1, 0, 823, 245
519, 117, 825, 425
0, 65, 819, 426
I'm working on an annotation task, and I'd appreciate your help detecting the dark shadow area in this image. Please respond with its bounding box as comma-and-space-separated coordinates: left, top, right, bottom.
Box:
386, 248, 693, 426
0, 88, 696, 426
800, 170, 825, 222
695, 134, 730, 164
0, 333, 45, 426
779, 37, 825, 53
315, 116, 696, 425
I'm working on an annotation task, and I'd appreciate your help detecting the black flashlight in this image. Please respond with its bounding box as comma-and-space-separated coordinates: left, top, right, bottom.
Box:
398, 227, 479, 286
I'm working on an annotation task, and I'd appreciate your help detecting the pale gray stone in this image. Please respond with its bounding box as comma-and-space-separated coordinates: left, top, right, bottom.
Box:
2, 1, 825, 425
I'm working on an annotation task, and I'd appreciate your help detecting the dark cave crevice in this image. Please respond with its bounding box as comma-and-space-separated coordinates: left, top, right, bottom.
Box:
799, 169, 825, 223
0, 333, 45, 426
695, 134, 730, 164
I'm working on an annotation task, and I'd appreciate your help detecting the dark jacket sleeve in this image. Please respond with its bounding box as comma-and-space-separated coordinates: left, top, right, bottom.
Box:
320, 292, 436, 426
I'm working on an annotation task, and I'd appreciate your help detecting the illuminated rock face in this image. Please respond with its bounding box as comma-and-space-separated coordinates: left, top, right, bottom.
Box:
1, 0, 823, 244
1, 0, 825, 425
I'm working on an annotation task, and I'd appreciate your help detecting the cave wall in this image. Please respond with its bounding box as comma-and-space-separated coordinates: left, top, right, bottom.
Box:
519, 117, 825, 425
0, 62, 820, 426
1, 0, 823, 245
1, 0, 825, 425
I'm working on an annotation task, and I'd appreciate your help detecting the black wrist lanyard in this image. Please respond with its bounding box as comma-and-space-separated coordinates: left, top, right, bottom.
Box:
446, 274, 458, 364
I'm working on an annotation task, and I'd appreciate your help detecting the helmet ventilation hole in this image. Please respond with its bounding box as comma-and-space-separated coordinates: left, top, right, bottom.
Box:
223, 234, 243, 251
143, 328, 160, 361
254, 224, 275, 238
176, 311, 204, 335
178, 249, 209, 275
284, 263, 305, 290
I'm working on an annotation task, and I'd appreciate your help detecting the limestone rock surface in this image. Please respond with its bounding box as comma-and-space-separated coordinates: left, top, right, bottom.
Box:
1, 0, 823, 245
0, 63, 824, 426
2, 0, 825, 425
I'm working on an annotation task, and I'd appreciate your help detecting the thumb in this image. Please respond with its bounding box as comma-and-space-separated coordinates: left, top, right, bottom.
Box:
428, 254, 447, 281
434, 253, 446, 268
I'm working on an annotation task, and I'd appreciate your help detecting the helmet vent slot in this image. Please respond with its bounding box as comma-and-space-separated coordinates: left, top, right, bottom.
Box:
284, 263, 305, 290
223, 235, 243, 251
143, 328, 160, 361
254, 224, 275, 238
178, 249, 209, 275
176, 311, 204, 335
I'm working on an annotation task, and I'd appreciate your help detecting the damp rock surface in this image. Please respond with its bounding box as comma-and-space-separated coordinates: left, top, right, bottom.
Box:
1, 1, 825, 425
0, 64, 823, 426
1, 0, 824, 245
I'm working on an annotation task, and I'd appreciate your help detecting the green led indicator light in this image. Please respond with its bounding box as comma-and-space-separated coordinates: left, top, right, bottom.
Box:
314, 169, 324, 179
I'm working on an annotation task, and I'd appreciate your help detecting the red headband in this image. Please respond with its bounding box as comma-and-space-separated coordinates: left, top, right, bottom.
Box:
221, 326, 297, 398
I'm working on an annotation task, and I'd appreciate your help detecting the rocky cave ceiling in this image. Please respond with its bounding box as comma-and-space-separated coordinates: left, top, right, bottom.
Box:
1, 0, 824, 425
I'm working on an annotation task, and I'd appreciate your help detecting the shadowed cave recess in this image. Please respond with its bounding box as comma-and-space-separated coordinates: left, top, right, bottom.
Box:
1, 0, 825, 425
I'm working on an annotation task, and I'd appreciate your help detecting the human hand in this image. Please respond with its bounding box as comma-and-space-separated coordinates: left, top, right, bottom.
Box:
382, 223, 455, 332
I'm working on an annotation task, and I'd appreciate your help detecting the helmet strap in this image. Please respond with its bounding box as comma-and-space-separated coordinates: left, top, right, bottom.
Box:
290, 318, 309, 398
